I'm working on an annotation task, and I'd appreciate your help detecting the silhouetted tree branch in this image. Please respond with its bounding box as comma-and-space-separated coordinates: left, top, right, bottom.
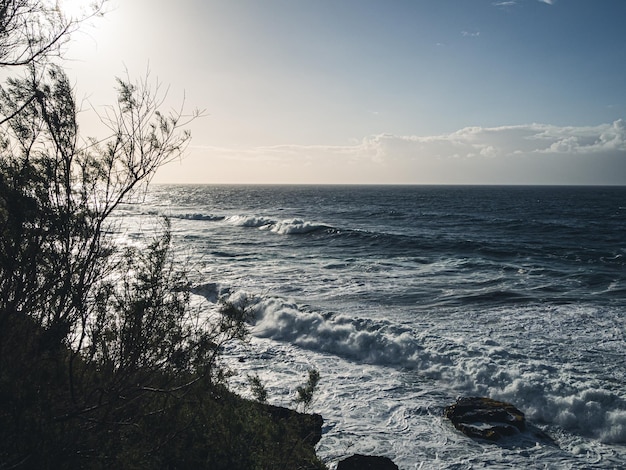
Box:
0, 0, 106, 68
0, 3, 326, 469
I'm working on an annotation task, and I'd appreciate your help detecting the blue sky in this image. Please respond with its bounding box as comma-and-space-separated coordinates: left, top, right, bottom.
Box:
66, 0, 626, 184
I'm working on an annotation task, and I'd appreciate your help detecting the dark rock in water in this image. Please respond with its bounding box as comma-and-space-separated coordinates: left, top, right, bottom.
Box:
337, 454, 399, 470
444, 396, 526, 441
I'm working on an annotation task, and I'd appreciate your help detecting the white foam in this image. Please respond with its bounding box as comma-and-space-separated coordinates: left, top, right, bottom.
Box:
119, 184, 626, 468
225, 214, 274, 227
260, 218, 331, 235
221, 290, 626, 445
239, 292, 433, 368
224, 215, 331, 235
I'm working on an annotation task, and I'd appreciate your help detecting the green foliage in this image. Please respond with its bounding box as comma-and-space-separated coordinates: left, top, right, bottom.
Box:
295, 368, 321, 411
0, 3, 327, 469
248, 374, 269, 404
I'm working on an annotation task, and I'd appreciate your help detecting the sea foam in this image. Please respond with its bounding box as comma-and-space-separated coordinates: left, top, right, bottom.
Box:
140, 184, 626, 468
225, 214, 332, 235
214, 289, 626, 444
225, 214, 274, 227
260, 218, 331, 235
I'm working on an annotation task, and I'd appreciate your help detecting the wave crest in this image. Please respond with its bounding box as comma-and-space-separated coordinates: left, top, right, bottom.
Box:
194, 286, 626, 444
260, 218, 331, 235
226, 215, 332, 235
236, 291, 626, 443
225, 215, 274, 227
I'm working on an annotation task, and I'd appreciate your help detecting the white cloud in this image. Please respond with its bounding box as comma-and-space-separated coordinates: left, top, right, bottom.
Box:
156, 120, 626, 185
462, 31, 481, 38
493, 1, 518, 7
538, 0, 554, 4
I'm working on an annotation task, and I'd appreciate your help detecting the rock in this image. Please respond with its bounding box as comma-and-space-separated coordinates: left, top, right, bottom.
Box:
337, 454, 399, 470
444, 396, 526, 441
262, 403, 323, 446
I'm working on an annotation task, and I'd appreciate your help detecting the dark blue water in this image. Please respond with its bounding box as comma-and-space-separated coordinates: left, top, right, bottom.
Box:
145, 185, 625, 306
121, 185, 626, 468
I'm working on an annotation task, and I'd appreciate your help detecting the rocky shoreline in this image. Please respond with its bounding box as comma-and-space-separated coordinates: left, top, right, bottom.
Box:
301, 396, 549, 469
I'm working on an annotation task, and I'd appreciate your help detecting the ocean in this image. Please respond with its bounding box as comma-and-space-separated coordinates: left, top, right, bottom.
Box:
116, 185, 626, 469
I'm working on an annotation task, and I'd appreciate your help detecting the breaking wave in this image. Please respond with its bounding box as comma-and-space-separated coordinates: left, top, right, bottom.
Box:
203, 288, 626, 444
226, 215, 332, 235
261, 218, 332, 235
225, 215, 275, 227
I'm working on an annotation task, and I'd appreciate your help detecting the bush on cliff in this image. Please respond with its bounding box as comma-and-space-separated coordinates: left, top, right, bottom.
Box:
0, 2, 325, 468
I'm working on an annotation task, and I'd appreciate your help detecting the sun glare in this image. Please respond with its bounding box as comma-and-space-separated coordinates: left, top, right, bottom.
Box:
58, 0, 93, 21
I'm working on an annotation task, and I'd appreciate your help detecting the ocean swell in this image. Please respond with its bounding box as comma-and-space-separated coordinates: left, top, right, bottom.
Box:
174, 213, 225, 221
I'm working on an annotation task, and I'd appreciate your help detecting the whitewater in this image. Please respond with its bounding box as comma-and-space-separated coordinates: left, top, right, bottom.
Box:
115, 185, 626, 469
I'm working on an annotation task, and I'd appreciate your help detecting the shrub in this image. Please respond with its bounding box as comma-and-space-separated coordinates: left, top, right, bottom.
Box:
0, 3, 327, 468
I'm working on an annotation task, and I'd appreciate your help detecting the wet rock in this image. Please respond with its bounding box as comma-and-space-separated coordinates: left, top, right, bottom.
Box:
444, 396, 526, 441
337, 454, 399, 470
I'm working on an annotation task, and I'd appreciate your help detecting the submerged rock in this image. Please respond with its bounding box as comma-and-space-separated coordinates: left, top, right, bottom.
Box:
337, 454, 399, 470
444, 396, 526, 441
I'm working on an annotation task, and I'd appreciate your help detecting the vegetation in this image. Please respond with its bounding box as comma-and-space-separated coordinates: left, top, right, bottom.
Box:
295, 369, 321, 412
0, 1, 325, 468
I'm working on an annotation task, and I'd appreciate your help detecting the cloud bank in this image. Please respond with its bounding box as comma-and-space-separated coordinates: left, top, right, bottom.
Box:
159, 120, 626, 185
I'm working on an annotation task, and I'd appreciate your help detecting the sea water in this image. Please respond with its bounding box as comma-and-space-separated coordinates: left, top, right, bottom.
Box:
115, 185, 626, 469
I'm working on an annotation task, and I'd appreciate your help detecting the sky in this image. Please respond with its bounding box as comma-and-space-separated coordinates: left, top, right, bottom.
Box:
65, 0, 626, 185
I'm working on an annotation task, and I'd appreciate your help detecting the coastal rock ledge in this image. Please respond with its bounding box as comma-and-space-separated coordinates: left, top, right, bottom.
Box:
337, 454, 399, 470
444, 396, 526, 441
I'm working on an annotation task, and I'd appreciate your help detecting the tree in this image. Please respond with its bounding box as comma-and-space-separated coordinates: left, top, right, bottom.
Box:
295, 368, 321, 412
0, 3, 327, 468
0, 0, 105, 68
0, 60, 220, 467
0, 1, 239, 466
0, 0, 106, 128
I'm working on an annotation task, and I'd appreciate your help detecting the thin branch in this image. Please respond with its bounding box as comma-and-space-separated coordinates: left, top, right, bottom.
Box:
0, 90, 37, 125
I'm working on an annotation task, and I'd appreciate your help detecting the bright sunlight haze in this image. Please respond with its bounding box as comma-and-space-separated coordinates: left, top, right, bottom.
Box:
66, 0, 626, 185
